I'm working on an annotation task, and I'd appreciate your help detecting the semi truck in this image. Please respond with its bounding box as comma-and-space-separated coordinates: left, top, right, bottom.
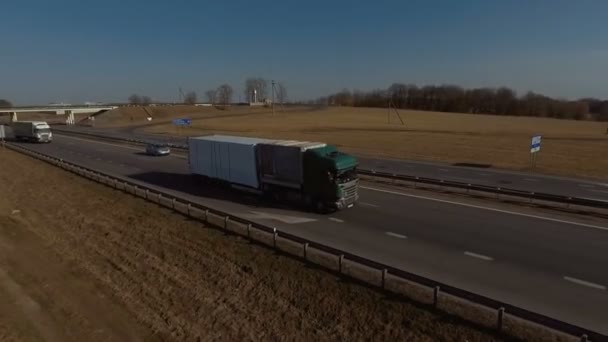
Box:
11, 121, 53, 143
188, 135, 359, 212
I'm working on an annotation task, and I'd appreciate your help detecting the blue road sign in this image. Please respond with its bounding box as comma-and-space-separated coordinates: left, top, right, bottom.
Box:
172, 118, 192, 126
530, 135, 542, 153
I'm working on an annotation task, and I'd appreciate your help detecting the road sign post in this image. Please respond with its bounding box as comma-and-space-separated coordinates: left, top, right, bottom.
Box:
530, 135, 542, 169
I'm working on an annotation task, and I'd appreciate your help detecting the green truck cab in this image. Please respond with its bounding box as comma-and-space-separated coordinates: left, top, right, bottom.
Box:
303, 145, 359, 211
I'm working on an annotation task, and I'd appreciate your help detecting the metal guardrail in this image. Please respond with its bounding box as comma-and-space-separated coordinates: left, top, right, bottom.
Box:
5, 141, 605, 342
52, 127, 189, 149
53, 128, 608, 212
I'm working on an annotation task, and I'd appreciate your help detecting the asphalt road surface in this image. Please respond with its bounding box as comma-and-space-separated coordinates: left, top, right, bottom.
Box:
54, 125, 608, 201
11, 134, 608, 334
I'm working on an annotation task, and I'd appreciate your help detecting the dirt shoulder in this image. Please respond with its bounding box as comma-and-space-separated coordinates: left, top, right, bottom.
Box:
0, 148, 564, 341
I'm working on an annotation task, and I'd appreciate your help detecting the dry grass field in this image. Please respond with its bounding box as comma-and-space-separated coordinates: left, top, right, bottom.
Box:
141, 106, 608, 179
92, 105, 287, 128
3, 148, 565, 341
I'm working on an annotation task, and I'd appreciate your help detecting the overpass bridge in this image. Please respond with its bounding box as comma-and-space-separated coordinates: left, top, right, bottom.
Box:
0, 105, 118, 123
0, 105, 118, 115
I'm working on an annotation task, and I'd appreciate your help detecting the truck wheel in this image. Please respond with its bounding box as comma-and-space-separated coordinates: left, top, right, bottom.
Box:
314, 200, 327, 214
303, 195, 313, 207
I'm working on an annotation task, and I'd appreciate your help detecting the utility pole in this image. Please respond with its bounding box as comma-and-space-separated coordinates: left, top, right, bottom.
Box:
179, 87, 185, 104
271, 80, 275, 116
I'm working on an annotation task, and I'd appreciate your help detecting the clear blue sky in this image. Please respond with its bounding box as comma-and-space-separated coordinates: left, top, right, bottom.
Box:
1, 0, 607, 105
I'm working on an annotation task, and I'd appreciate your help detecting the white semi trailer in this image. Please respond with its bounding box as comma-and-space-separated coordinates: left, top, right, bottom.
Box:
188, 135, 359, 212
12, 121, 53, 143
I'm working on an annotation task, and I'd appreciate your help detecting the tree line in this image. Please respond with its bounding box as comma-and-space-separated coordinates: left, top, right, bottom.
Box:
127, 77, 287, 108
0, 99, 12, 108
314, 84, 608, 121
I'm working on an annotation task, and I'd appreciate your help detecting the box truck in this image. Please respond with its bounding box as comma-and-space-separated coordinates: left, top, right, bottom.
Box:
12, 121, 53, 143
188, 135, 359, 212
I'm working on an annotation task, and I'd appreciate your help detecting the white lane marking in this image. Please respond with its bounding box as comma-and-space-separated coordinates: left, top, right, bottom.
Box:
563, 276, 606, 290
589, 189, 608, 195
56, 134, 187, 159
578, 197, 608, 203
477, 173, 490, 176
464, 251, 494, 261
359, 202, 379, 208
385, 232, 407, 239
579, 184, 595, 188
244, 211, 317, 224
328, 217, 344, 223
360, 186, 608, 231
439, 168, 450, 172
524, 178, 538, 182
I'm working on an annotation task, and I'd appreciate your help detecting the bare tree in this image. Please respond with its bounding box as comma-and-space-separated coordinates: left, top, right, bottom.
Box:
332, 88, 355, 106
388, 83, 408, 108
205, 90, 216, 104
0, 99, 12, 108
599, 102, 608, 121
275, 82, 287, 104
572, 101, 590, 120
494, 87, 517, 115
216, 84, 233, 107
128, 94, 142, 105
315, 82, 608, 121
244, 77, 268, 102
184, 91, 197, 105
141, 96, 152, 106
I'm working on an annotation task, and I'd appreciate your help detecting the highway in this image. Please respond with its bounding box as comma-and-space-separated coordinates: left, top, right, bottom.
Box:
12, 134, 608, 334
54, 125, 608, 201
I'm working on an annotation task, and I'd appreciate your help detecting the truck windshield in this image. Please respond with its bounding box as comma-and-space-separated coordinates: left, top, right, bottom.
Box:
336, 168, 357, 184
